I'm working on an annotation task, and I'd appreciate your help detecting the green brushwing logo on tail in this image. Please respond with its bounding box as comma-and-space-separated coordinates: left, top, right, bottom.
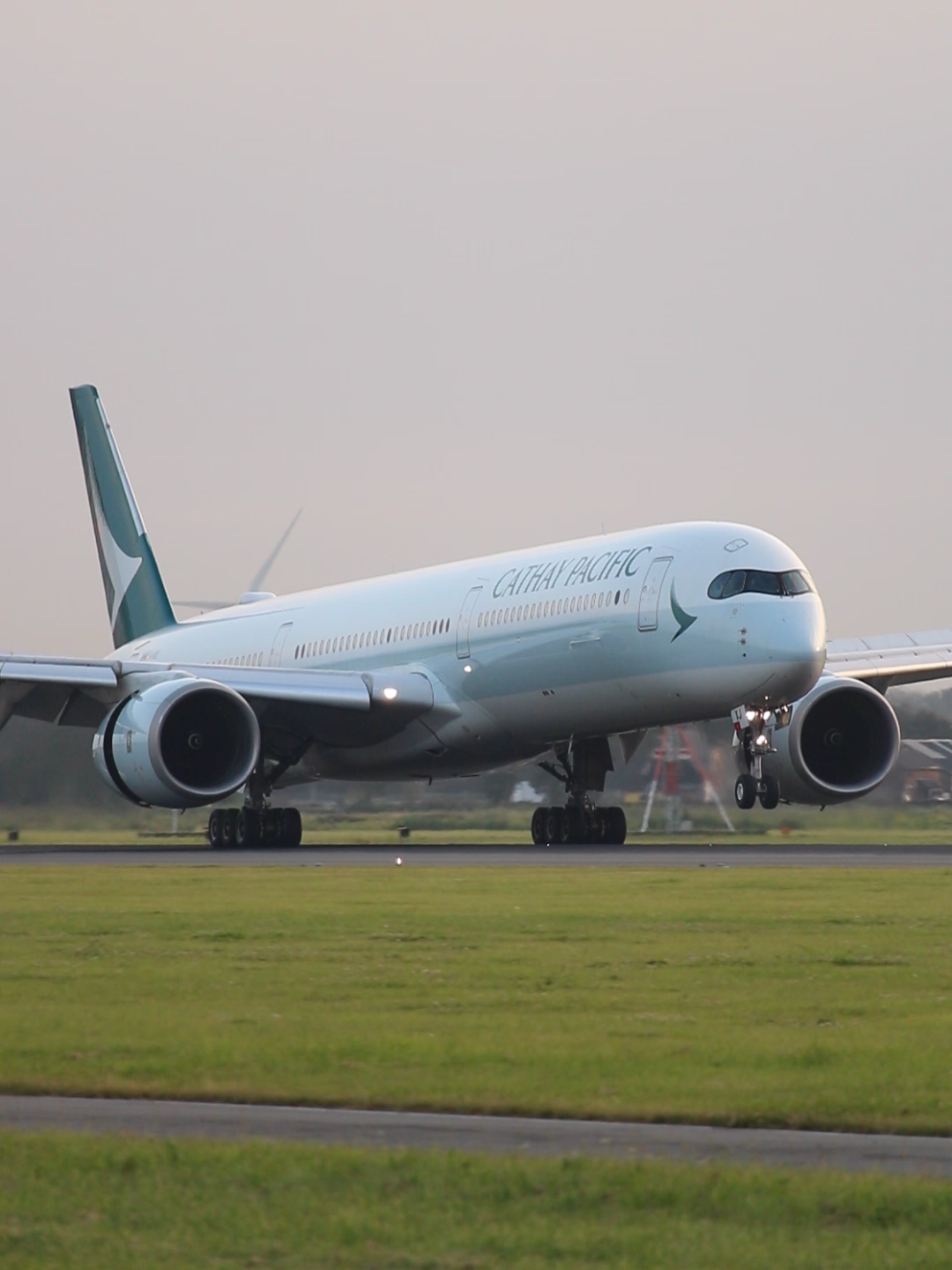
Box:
670, 581, 697, 641
70, 385, 176, 648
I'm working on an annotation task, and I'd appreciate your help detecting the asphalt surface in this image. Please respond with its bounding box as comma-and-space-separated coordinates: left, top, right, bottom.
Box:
2, 1095, 951, 1176
2, 843, 952, 866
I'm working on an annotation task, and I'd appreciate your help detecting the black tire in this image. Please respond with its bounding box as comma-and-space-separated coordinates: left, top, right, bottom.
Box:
544, 806, 564, 844
590, 808, 607, 844
607, 806, 627, 844
563, 805, 586, 844
280, 807, 303, 847
531, 807, 547, 845
208, 809, 223, 848
235, 808, 260, 847
262, 809, 280, 846
734, 773, 757, 811
759, 774, 780, 811
220, 808, 238, 846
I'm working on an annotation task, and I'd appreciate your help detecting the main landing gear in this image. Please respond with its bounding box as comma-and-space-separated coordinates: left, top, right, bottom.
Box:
532, 737, 628, 844
530, 802, 627, 845
208, 747, 308, 848
208, 806, 303, 848
732, 704, 786, 811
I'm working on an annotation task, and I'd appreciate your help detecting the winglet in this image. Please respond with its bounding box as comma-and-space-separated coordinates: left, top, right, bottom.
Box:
70, 385, 176, 648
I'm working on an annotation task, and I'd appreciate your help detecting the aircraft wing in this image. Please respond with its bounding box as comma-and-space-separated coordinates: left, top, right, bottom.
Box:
825, 631, 952, 689
0, 656, 435, 747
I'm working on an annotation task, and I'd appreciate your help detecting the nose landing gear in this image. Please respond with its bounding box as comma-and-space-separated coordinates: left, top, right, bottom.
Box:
732, 705, 786, 811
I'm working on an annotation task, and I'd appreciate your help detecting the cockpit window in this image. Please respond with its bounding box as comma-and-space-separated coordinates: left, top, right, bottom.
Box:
780, 569, 812, 595
745, 570, 783, 596
707, 568, 813, 600
707, 570, 746, 600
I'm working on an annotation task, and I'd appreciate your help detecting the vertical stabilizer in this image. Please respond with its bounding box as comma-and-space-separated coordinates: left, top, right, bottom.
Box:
70, 385, 177, 648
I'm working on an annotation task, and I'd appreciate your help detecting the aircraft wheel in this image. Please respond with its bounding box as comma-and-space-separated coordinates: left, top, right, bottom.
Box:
734, 774, 758, 811
544, 806, 564, 844
563, 805, 586, 844
208, 809, 224, 848
220, 808, 239, 846
607, 806, 627, 844
280, 807, 303, 847
235, 808, 261, 847
759, 775, 780, 811
589, 808, 607, 844
531, 807, 547, 845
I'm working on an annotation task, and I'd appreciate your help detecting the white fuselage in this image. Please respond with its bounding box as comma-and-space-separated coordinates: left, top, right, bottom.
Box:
117, 521, 827, 783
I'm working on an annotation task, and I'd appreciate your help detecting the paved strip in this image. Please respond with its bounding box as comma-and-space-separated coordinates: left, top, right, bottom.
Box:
2, 844, 952, 866
1, 1095, 951, 1176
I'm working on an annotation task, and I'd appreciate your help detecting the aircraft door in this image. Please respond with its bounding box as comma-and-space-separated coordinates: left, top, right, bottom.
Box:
457, 586, 483, 658
269, 621, 294, 667
638, 558, 672, 632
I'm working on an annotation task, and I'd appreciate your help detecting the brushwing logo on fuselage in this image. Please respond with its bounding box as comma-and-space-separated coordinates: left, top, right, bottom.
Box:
670, 581, 697, 642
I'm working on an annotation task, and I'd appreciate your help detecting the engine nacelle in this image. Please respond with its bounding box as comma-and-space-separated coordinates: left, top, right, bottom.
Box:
760, 677, 900, 805
93, 679, 260, 808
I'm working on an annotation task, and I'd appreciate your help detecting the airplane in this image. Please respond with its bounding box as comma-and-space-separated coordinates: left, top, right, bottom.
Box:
3, 383, 952, 848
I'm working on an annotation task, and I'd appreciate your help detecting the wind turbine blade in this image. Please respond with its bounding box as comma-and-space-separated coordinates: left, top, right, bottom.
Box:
248, 508, 303, 593
173, 600, 232, 611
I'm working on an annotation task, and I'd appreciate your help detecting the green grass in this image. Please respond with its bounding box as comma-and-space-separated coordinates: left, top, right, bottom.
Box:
3, 1132, 952, 1269
5, 802, 952, 844
3, 867, 952, 1132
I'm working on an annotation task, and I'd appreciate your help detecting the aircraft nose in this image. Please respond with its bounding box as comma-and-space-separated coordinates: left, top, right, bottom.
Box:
768, 595, 826, 699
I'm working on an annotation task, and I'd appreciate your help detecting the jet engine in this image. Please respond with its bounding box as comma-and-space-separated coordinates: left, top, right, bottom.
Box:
93, 679, 260, 808
761, 677, 900, 805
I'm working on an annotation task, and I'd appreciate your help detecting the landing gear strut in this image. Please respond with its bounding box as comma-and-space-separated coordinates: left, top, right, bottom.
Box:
533, 737, 629, 844
731, 705, 786, 811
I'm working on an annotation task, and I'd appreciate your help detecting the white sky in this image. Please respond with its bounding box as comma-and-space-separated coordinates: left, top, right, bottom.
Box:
2, 2, 950, 654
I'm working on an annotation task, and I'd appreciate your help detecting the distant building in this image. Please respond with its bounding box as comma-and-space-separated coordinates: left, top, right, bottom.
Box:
897, 739, 952, 803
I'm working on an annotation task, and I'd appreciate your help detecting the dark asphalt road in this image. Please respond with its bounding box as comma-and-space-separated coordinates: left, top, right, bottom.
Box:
1, 1095, 950, 1176
2, 843, 952, 866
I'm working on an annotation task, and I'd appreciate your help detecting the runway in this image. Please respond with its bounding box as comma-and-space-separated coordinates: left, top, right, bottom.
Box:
1, 1094, 950, 1176
2, 843, 952, 866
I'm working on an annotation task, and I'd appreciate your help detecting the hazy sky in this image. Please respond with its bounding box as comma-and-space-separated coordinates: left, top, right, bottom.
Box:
2, 2, 950, 654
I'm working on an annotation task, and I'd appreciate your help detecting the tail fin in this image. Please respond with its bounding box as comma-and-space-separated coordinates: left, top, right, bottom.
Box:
70, 385, 177, 648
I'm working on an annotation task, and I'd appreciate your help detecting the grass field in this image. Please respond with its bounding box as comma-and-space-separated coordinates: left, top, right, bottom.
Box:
3, 866, 952, 1132
5, 801, 952, 845
3, 1132, 952, 1269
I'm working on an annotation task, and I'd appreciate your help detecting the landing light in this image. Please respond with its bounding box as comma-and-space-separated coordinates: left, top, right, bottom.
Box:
463, 665, 472, 674
746, 710, 758, 722
383, 687, 398, 701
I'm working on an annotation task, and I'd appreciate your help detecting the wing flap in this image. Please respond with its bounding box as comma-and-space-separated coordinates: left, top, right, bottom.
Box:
0, 658, 119, 688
